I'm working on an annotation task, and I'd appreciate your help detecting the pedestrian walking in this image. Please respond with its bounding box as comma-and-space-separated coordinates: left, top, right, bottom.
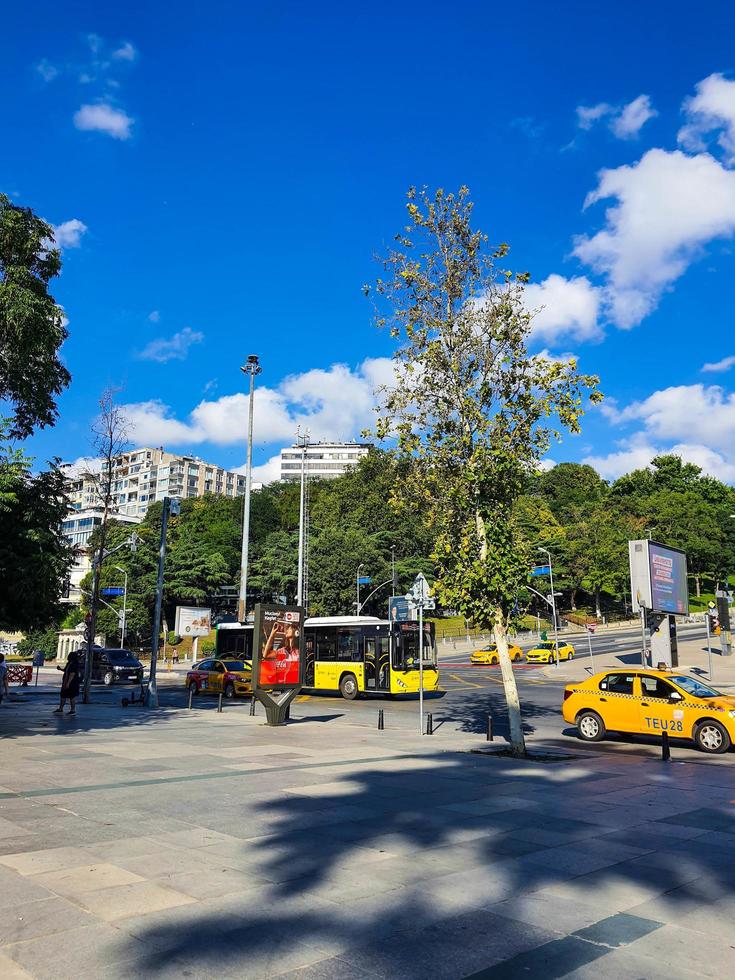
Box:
0, 653, 8, 705
54, 650, 80, 715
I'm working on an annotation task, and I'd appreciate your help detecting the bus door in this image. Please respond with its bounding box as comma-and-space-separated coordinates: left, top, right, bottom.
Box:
364, 633, 390, 691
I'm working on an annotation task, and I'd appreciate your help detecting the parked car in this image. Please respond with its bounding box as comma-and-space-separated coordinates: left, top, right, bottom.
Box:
58, 648, 144, 686
186, 658, 253, 698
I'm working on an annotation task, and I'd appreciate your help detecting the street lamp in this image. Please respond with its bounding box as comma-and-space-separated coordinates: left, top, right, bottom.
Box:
356, 563, 365, 615
537, 547, 560, 667
238, 354, 262, 624
114, 565, 128, 648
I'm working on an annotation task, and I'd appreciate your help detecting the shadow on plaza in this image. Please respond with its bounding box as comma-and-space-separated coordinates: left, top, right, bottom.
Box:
127, 748, 735, 977
436, 687, 561, 740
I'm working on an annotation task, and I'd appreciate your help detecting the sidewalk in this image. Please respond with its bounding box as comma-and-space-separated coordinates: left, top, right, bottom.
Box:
1, 690, 735, 978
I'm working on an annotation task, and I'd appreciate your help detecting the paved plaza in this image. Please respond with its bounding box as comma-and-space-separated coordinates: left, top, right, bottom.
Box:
1, 674, 735, 979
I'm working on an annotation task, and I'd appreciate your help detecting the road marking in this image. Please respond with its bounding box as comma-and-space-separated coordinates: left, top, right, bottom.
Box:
296, 694, 312, 702
448, 673, 485, 689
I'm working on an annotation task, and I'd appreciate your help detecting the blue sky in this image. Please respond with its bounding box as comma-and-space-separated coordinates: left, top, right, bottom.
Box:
5, 1, 735, 483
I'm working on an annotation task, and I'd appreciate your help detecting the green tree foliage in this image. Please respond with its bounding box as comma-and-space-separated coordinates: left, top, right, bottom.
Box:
369, 186, 601, 754
0, 427, 72, 631
16, 625, 59, 661
0, 194, 71, 438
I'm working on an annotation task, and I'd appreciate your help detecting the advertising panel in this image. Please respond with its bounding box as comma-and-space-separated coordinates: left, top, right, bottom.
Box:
175, 606, 212, 637
648, 542, 689, 616
629, 540, 653, 613
389, 595, 415, 622
252, 604, 304, 690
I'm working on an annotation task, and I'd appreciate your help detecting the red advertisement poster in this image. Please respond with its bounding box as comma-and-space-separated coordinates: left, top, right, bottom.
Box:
253, 605, 303, 689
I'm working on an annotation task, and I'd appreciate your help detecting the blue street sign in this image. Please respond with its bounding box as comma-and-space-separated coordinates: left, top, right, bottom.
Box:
530, 565, 550, 577
101, 587, 125, 597
358, 576, 371, 585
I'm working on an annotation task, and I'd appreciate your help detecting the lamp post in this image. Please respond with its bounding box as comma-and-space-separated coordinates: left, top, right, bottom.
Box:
296, 427, 310, 606
238, 354, 261, 624
538, 547, 560, 667
146, 497, 178, 708
356, 563, 365, 615
114, 565, 128, 647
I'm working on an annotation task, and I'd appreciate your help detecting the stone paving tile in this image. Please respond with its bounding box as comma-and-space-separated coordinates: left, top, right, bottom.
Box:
559, 945, 705, 979
0, 845, 92, 876
0, 866, 58, 909
0, 951, 35, 979
31, 862, 144, 898
275, 956, 376, 978
487, 891, 618, 933
75, 879, 197, 921
162, 868, 257, 900
2, 895, 95, 945
3, 922, 149, 980
628, 921, 735, 977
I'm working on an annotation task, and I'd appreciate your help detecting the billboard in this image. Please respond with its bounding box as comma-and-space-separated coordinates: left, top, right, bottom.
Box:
629, 540, 689, 616
175, 606, 212, 637
389, 595, 416, 622
252, 604, 304, 690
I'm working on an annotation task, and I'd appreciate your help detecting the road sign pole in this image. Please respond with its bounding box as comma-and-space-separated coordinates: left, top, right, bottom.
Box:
586, 627, 595, 674
419, 598, 424, 736
706, 612, 713, 680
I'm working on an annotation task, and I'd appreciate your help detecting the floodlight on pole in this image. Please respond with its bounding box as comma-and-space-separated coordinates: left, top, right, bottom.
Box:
537, 547, 560, 667
238, 354, 261, 624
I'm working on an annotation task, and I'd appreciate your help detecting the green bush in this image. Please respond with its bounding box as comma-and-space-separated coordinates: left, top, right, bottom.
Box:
167, 632, 182, 645
200, 636, 216, 655
16, 627, 59, 661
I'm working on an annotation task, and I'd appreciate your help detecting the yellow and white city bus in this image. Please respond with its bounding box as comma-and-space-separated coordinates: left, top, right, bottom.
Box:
215, 615, 438, 700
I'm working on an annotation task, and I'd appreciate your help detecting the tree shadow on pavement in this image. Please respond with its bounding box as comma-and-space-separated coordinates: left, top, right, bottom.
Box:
123, 748, 735, 979
436, 687, 563, 740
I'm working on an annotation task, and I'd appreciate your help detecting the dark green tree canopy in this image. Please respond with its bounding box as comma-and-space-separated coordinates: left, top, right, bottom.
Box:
0, 194, 71, 438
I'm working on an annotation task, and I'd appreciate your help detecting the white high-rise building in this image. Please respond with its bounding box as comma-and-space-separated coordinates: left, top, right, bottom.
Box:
279, 441, 372, 481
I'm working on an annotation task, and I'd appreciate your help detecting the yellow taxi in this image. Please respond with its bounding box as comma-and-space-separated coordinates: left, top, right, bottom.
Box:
526, 641, 575, 664
562, 668, 735, 754
186, 658, 252, 699
470, 643, 523, 665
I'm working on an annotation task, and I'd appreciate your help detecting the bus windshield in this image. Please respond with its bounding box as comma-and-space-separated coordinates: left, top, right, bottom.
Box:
395, 622, 436, 671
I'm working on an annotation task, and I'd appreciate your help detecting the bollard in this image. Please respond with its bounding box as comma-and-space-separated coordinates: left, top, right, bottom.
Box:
486, 713, 494, 742
249, 697, 256, 716
426, 712, 434, 735
188, 687, 193, 710
661, 730, 671, 761
218, 693, 223, 713
378, 708, 385, 731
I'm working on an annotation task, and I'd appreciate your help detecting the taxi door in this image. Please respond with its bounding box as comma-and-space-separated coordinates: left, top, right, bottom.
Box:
209, 661, 226, 694
596, 672, 640, 733
637, 674, 686, 737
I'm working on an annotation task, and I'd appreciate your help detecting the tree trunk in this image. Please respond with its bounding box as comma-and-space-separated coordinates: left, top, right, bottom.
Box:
570, 588, 578, 612
493, 606, 526, 757
695, 575, 701, 598
594, 586, 602, 620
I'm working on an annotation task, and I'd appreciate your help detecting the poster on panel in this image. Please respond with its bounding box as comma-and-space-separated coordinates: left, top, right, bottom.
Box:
175, 606, 212, 637
251, 604, 304, 691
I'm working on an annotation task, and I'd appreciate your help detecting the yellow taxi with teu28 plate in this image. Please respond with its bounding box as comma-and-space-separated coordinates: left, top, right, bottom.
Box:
470, 643, 523, 665
526, 641, 575, 664
563, 668, 735, 754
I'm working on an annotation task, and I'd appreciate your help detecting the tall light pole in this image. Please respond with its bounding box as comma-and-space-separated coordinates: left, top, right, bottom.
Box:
114, 565, 128, 648
356, 563, 365, 615
296, 427, 310, 606
147, 497, 178, 708
238, 354, 261, 624
538, 547, 560, 667
390, 545, 397, 593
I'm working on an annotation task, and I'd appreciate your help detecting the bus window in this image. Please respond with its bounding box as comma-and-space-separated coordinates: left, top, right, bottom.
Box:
337, 628, 359, 661
315, 628, 336, 661
395, 623, 436, 670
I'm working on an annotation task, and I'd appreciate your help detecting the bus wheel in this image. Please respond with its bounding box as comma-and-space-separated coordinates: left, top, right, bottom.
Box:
339, 674, 358, 700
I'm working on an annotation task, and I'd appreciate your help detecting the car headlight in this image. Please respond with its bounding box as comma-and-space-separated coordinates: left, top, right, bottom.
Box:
728, 710, 735, 719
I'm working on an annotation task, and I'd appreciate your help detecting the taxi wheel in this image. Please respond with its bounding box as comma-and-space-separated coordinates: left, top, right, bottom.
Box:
224, 682, 235, 699
567, 652, 574, 661
576, 710, 606, 742
339, 673, 358, 700
188, 681, 199, 696
491, 656, 499, 665
694, 720, 731, 754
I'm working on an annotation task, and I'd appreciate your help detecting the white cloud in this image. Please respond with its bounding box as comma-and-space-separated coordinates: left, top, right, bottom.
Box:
73, 103, 133, 139
610, 95, 657, 139
576, 96, 656, 139
574, 148, 735, 327
148, 310, 160, 323
52, 219, 88, 249
524, 274, 602, 344
702, 354, 735, 373
61, 455, 103, 479
246, 454, 283, 485
112, 42, 137, 61
588, 383, 735, 483
138, 327, 204, 363
679, 73, 735, 163
36, 59, 58, 82
120, 357, 394, 449
576, 103, 612, 129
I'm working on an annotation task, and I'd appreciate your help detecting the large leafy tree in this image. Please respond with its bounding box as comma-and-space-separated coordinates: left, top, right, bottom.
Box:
0, 429, 72, 630
369, 186, 601, 755
0, 194, 71, 438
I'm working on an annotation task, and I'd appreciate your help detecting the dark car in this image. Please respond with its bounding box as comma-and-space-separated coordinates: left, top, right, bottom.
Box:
58, 648, 144, 686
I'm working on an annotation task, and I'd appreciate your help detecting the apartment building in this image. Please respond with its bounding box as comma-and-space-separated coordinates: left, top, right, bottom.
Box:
64, 447, 248, 520
60, 448, 249, 605
279, 441, 372, 481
